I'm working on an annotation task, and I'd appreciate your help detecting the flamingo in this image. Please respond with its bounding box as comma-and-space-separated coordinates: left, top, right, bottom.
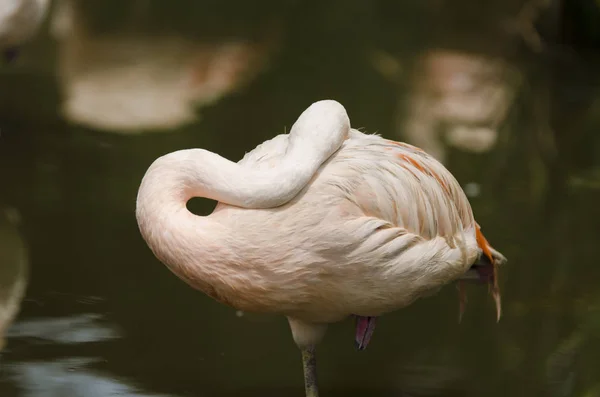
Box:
135, 100, 507, 396
0, 0, 49, 63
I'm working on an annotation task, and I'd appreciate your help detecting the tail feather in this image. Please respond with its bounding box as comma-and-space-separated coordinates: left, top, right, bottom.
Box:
458, 223, 506, 322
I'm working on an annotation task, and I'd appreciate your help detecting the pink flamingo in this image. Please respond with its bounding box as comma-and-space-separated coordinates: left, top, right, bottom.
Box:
136, 100, 506, 396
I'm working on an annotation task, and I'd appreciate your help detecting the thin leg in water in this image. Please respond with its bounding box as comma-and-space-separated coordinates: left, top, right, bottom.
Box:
301, 346, 319, 397
287, 317, 327, 397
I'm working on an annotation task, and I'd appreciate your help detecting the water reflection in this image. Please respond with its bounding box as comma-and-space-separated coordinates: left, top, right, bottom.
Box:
51, 0, 280, 133
376, 48, 521, 163
0, 0, 50, 62
7, 357, 176, 397
6, 313, 119, 344
3, 312, 165, 397
0, 207, 29, 352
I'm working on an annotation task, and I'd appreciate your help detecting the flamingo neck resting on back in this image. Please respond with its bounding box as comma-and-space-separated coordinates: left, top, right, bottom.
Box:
136, 100, 506, 397
138, 101, 349, 210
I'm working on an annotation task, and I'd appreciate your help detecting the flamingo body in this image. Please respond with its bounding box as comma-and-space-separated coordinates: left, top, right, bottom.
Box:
136, 100, 505, 396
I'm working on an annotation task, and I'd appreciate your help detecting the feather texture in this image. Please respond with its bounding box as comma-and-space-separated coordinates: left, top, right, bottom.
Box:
136, 101, 502, 326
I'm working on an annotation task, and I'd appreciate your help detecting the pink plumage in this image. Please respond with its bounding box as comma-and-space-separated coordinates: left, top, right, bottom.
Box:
136, 100, 506, 397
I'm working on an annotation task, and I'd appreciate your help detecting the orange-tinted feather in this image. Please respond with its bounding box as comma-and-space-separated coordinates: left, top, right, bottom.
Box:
475, 223, 493, 263
397, 152, 452, 197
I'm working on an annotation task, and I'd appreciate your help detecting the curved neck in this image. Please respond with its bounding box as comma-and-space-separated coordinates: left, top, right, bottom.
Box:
142, 99, 350, 210
142, 147, 324, 209
135, 100, 350, 302
134, 147, 326, 305
135, 160, 238, 302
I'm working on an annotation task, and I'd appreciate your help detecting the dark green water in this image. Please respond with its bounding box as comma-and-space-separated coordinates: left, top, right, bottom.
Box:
1, 1, 600, 396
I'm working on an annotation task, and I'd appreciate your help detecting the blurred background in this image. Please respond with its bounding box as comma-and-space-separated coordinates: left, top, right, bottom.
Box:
1, 0, 600, 396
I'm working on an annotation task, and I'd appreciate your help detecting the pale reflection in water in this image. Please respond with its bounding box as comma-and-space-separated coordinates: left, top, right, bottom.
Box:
0, 0, 50, 62
0, 207, 29, 351
405, 49, 520, 162
7, 358, 176, 397
50, 0, 279, 133
3, 313, 166, 396
6, 313, 120, 344
375, 48, 521, 163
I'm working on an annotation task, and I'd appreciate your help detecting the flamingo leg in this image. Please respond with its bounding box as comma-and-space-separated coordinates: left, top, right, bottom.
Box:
301, 346, 319, 397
